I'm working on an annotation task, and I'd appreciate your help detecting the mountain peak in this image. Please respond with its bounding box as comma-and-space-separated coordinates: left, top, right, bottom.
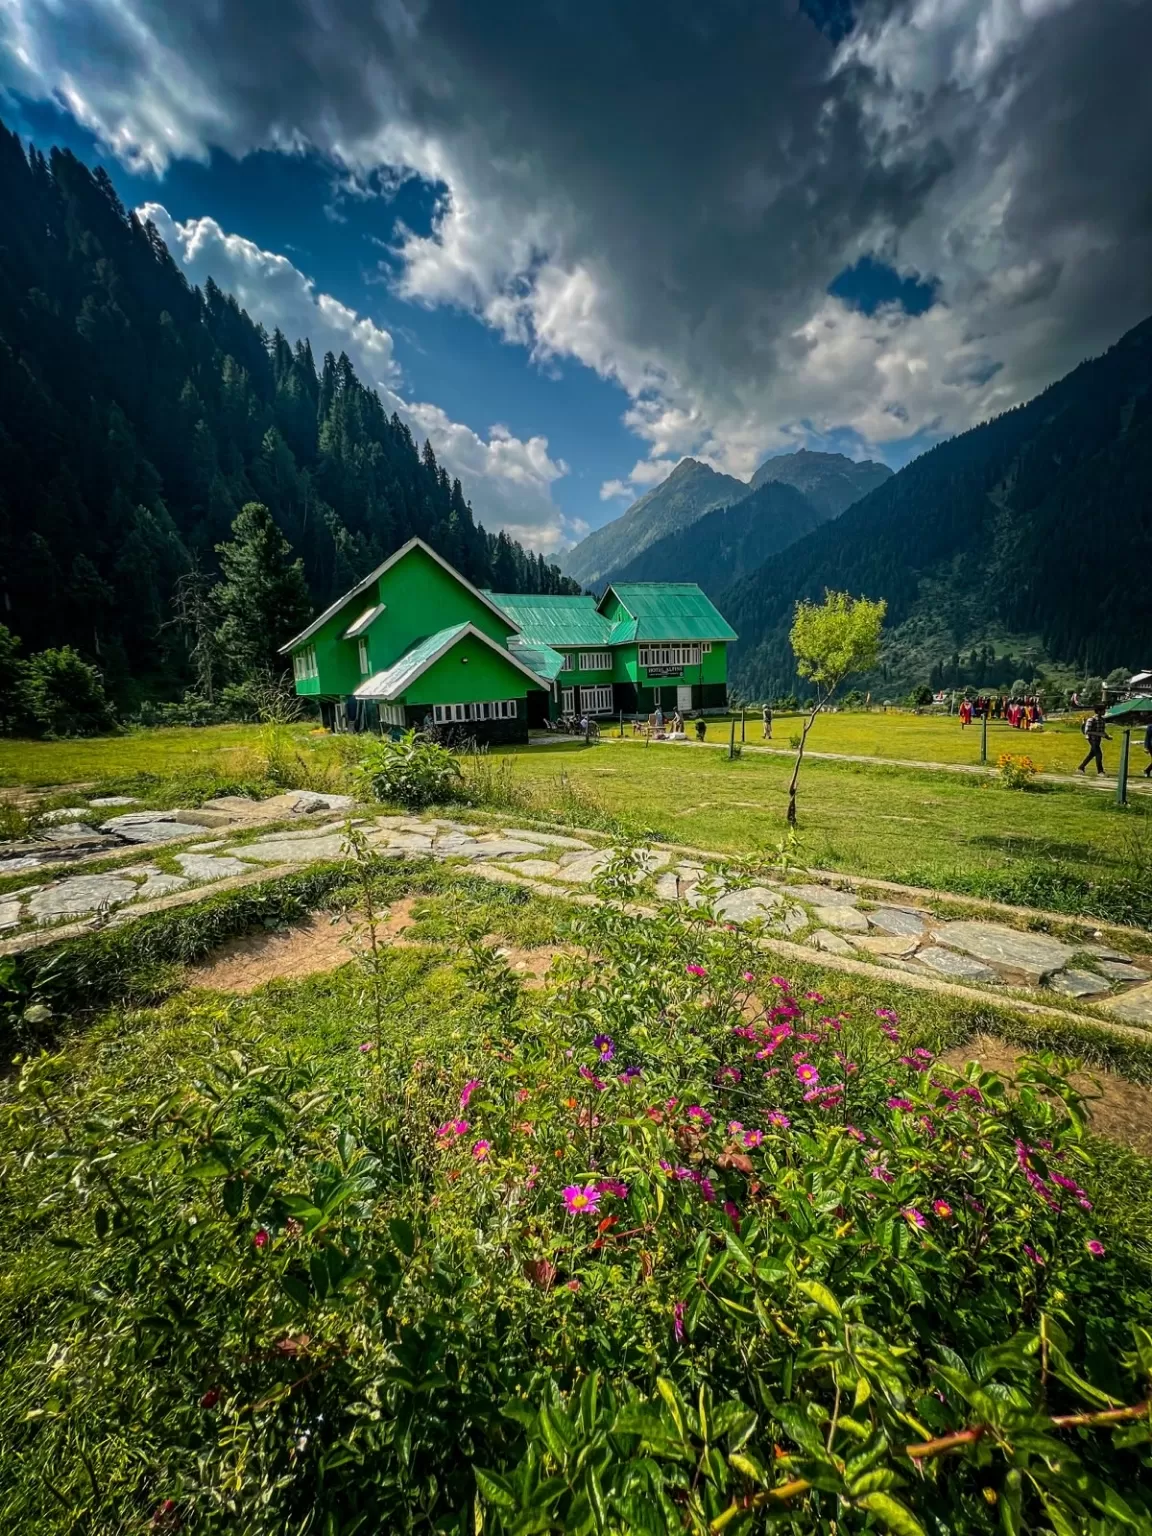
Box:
749, 447, 893, 515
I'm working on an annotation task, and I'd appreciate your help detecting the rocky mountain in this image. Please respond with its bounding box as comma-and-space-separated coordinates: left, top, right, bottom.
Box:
559, 458, 746, 589
725, 315, 1152, 700
608, 479, 833, 599
749, 448, 893, 518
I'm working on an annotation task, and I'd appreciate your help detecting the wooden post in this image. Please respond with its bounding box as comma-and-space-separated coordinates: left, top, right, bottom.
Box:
980, 710, 988, 765
728, 719, 736, 760
741, 707, 745, 742
619, 710, 624, 737
1116, 728, 1130, 806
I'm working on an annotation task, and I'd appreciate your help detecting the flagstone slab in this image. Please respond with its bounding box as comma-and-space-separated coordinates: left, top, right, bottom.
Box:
509, 859, 564, 879
43, 822, 103, 841
498, 828, 594, 850
1095, 959, 1151, 982
235, 834, 351, 864
780, 883, 859, 908
464, 839, 550, 860
1048, 970, 1112, 999
849, 934, 921, 959
913, 946, 1001, 983
174, 854, 264, 881
930, 921, 1074, 983
27, 874, 138, 922
808, 928, 856, 956
655, 870, 700, 902
559, 848, 669, 883
134, 872, 191, 899
0, 900, 23, 930
714, 887, 782, 924
867, 907, 929, 937
1098, 983, 1152, 1027
1083, 943, 1131, 962
812, 904, 870, 932
89, 795, 141, 807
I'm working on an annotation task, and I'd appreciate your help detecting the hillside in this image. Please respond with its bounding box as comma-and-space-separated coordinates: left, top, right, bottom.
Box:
725, 315, 1152, 699
609, 479, 832, 598
559, 457, 746, 588
749, 448, 893, 518
0, 120, 575, 707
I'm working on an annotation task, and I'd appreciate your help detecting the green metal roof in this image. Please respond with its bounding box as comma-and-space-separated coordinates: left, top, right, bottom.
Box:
507, 637, 566, 683
354, 624, 471, 700
1105, 695, 1152, 722
485, 592, 613, 648
599, 583, 737, 642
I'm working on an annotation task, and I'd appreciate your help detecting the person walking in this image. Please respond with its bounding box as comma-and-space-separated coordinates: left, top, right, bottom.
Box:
1143, 719, 1152, 778
695, 716, 707, 742
1078, 706, 1111, 775
762, 702, 773, 739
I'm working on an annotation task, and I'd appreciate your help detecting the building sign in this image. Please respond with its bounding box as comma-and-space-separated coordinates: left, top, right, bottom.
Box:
645, 666, 684, 678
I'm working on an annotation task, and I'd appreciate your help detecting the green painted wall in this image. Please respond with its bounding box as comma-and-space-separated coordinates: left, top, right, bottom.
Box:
400, 633, 537, 707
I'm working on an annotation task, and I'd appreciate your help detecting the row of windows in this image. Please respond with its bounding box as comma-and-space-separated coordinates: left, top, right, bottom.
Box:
557, 651, 612, 672
431, 700, 519, 723
562, 686, 615, 716
380, 704, 406, 726
638, 643, 711, 668
292, 645, 318, 681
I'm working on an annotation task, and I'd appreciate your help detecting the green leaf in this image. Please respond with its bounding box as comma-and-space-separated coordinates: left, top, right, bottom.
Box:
727, 1452, 768, 1487
474, 1466, 518, 1510
388, 1217, 416, 1257
797, 1279, 842, 1320
854, 1492, 926, 1536
656, 1379, 687, 1440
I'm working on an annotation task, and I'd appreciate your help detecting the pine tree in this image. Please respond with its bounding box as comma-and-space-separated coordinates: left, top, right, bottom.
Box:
212, 503, 312, 679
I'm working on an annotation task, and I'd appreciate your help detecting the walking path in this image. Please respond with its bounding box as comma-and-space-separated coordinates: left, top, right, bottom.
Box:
596, 733, 1152, 794
3, 794, 1151, 1035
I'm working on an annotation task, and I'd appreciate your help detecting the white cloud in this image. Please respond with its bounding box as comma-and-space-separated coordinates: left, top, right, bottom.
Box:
139, 204, 574, 550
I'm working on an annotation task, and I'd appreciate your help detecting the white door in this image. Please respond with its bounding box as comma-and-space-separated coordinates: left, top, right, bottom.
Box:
676, 685, 692, 714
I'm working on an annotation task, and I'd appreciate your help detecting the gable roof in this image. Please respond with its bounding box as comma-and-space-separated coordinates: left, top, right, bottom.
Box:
486, 591, 614, 648
598, 582, 737, 643
352, 622, 549, 700
507, 636, 567, 683
280, 537, 520, 653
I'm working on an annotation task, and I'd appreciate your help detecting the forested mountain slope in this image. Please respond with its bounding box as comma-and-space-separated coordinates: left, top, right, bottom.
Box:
559, 457, 746, 588
0, 120, 574, 704
608, 479, 832, 597
749, 448, 892, 518
725, 315, 1152, 699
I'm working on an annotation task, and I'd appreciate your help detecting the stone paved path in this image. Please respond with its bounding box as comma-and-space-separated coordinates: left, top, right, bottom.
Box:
3, 801, 1151, 1027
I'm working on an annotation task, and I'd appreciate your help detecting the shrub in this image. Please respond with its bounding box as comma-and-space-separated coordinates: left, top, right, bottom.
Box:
1, 881, 1148, 1532
998, 752, 1040, 789
19, 646, 116, 737
355, 727, 464, 809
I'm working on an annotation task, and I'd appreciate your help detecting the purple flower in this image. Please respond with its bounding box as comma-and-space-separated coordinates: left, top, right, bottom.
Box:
743, 1129, 765, 1148
618, 1066, 642, 1084
472, 1139, 491, 1161
686, 964, 707, 978
593, 1034, 615, 1061
722, 1200, 740, 1226
869, 1164, 895, 1183
887, 1097, 914, 1112
673, 1300, 685, 1341
562, 1184, 600, 1215
578, 1065, 608, 1091
1086, 1239, 1105, 1257
460, 1078, 481, 1110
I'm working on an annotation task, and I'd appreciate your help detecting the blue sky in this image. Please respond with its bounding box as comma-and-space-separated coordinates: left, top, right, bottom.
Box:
3, 0, 1148, 552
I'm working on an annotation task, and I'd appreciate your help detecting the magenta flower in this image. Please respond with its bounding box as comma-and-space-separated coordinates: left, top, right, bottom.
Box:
715, 1066, 742, 1084
767, 1111, 791, 1130
460, 1078, 481, 1110
358, 1041, 375, 1053
869, 1165, 894, 1183
252, 1228, 269, 1250
696, 1176, 716, 1204
1023, 1242, 1045, 1266
686, 1105, 713, 1125
436, 1118, 469, 1139
472, 1139, 491, 1160
805, 991, 824, 1002
595, 1178, 629, 1199
562, 1184, 600, 1215
727, 1120, 744, 1134
618, 1066, 642, 1084
686, 963, 707, 978
722, 1200, 741, 1226
796, 1063, 819, 1085
887, 1097, 914, 1111
771, 977, 790, 988
578, 1065, 608, 1091
844, 1125, 865, 1141
673, 1300, 685, 1341
741, 971, 755, 982
1086, 1239, 1105, 1257
901, 1207, 927, 1229
932, 1199, 953, 1219
743, 1129, 765, 1148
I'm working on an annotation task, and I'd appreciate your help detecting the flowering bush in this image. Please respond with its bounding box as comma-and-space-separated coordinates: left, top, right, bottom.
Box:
355, 727, 464, 809
1, 858, 1149, 1533
998, 753, 1041, 790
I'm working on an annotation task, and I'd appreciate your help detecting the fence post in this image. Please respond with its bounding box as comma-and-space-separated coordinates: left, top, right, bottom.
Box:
980, 711, 988, 765
741, 707, 745, 743
728, 719, 736, 760
1116, 728, 1130, 807
619, 710, 624, 737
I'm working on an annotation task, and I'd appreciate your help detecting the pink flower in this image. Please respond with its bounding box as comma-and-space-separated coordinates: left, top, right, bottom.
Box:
1023, 1242, 1045, 1266
728, 1120, 744, 1134
460, 1078, 481, 1110
932, 1199, 953, 1219
578, 1065, 608, 1091
844, 1125, 865, 1141
743, 1129, 764, 1148
742, 971, 755, 982
870, 1165, 894, 1183
795, 1063, 819, 1085
686, 963, 707, 978
805, 991, 824, 1002
901, 1207, 927, 1230
673, 1300, 685, 1341
566, 1279, 581, 1291
687, 1106, 713, 1125
472, 1139, 491, 1160
767, 1111, 791, 1130
595, 1178, 629, 1199
436, 1117, 469, 1139
887, 1097, 914, 1112
252, 1229, 269, 1250
771, 977, 790, 988
722, 1200, 741, 1227
715, 1066, 742, 1084
563, 1184, 600, 1215
1086, 1239, 1105, 1257
358, 1041, 375, 1053
517, 1088, 531, 1103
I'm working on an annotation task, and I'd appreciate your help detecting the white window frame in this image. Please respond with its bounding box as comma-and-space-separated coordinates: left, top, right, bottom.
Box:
578, 650, 612, 672
561, 687, 575, 715
357, 638, 369, 674
431, 700, 518, 724
638, 644, 701, 669
292, 645, 318, 681
380, 703, 406, 727
580, 685, 614, 715
557, 652, 574, 671
701, 642, 712, 653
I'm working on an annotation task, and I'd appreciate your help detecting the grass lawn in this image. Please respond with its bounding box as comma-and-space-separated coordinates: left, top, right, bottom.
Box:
0, 723, 340, 790
661, 710, 1137, 777
488, 738, 1149, 921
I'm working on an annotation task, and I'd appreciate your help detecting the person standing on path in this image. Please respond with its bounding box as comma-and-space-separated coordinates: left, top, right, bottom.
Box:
762, 702, 773, 739
1078, 706, 1111, 775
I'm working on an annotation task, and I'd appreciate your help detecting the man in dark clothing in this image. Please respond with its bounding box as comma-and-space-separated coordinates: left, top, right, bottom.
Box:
1077, 707, 1111, 775
1144, 721, 1152, 778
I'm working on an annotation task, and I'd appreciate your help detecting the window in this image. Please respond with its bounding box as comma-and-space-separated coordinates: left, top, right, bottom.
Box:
431, 700, 518, 723
558, 652, 574, 672
701, 642, 712, 653
292, 645, 318, 681
580, 685, 614, 715
357, 638, 370, 674
638, 644, 701, 668
561, 688, 575, 715
380, 703, 406, 727
578, 650, 612, 672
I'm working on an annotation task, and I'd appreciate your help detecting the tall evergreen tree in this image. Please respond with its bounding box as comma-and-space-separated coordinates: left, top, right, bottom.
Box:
213, 503, 312, 678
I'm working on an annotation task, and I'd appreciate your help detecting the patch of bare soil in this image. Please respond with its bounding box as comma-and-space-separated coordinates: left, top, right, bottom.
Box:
484, 937, 578, 988
941, 1034, 1152, 1156
187, 898, 422, 993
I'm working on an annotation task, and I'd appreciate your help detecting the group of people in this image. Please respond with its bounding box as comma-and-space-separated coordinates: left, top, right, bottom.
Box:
958, 695, 1045, 728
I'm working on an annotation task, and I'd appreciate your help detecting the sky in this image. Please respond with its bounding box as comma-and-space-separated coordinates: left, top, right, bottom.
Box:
2, 0, 1150, 555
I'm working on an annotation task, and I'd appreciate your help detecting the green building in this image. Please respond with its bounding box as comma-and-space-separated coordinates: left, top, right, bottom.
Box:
281, 538, 736, 740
